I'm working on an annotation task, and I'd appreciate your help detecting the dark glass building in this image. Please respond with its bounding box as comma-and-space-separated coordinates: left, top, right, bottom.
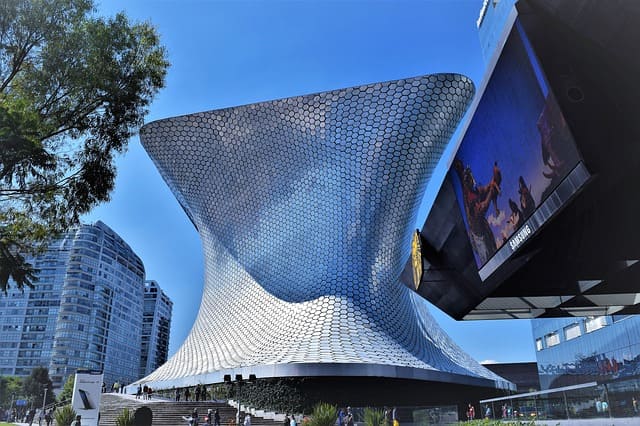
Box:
484, 362, 540, 393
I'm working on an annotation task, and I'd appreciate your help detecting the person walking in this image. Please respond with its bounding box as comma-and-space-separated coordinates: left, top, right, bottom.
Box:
214, 408, 221, 426
175, 387, 181, 402
290, 414, 297, 426
44, 410, 53, 426
70, 414, 82, 426
185, 387, 191, 402
244, 414, 251, 426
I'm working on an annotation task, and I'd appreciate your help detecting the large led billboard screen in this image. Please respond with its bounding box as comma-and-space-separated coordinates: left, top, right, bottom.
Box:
450, 19, 588, 280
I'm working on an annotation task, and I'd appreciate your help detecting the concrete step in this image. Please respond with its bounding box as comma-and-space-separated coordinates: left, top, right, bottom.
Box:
98, 394, 282, 426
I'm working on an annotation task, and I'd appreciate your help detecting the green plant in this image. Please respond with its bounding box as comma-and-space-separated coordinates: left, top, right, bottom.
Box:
115, 407, 135, 426
58, 374, 75, 403
363, 408, 385, 426
54, 405, 77, 426
308, 402, 338, 426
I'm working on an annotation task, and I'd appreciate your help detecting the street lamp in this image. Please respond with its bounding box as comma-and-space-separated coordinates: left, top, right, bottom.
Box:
42, 386, 48, 415
224, 374, 256, 426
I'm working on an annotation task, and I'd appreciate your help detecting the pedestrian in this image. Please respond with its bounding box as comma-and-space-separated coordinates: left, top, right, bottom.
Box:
70, 414, 82, 426
338, 408, 345, 426
27, 408, 36, 426
244, 414, 251, 426
290, 414, 297, 426
346, 408, 354, 426
143, 385, 149, 400
175, 387, 181, 402
214, 409, 221, 426
45, 410, 53, 426
137, 384, 142, 400
185, 387, 191, 402
195, 384, 201, 402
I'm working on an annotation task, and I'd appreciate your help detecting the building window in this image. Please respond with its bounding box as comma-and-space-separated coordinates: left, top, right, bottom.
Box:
535, 338, 543, 351
585, 316, 607, 333
545, 332, 560, 347
564, 323, 581, 341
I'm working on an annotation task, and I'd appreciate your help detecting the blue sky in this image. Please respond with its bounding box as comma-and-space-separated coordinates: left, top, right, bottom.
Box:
86, 0, 536, 364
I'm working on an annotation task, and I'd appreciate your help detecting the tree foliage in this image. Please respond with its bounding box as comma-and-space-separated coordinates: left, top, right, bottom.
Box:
0, 0, 169, 293
0, 375, 23, 408
22, 366, 55, 406
57, 374, 75, 403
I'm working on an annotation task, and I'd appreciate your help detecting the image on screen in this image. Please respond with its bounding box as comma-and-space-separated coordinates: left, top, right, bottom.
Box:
450, 20, 581, 269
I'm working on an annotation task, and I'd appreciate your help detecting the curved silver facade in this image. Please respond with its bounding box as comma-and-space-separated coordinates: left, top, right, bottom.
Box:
138, 74, 512, 390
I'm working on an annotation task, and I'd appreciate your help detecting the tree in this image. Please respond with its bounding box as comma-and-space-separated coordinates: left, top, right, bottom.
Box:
22, 366, 55, 406
0, 375, 23, 408
57, 374, 75, 403
0, 0, 169, 294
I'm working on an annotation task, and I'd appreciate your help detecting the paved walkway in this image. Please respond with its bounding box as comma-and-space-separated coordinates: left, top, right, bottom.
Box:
534, 418, 639, 426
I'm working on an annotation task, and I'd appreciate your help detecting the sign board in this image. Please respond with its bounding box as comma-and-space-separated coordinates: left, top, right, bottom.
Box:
71, 371, 103, 426
15, 399, 27, 406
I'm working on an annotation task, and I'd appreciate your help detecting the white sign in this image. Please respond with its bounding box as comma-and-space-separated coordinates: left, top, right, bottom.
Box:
71, 371, 103, 426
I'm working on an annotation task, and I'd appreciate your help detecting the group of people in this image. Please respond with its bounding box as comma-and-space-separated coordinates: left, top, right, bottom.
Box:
136, 384, 154, 400
183, 407, 222, 426
2, 407, 54, 426
108, 380, 129, 394
337, 406, 398, 426
176, 384, 210, 402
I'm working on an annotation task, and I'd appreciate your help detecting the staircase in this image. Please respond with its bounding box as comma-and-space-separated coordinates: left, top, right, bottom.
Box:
99, 394, 282, 426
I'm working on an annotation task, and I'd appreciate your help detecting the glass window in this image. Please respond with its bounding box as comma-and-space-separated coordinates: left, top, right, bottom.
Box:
536, 338, 544, 351
585, 316, 607, 333
564, 323, 582, 340
545, 332, 560, 347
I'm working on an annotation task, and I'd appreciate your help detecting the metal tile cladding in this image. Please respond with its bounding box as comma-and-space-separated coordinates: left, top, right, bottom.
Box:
138, 74, 512, 390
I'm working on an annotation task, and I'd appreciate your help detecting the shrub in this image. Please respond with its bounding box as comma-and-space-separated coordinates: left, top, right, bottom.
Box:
308, 402, 338, 426
363, 408, 384, 426
54, 405, 77, 426
115, 407, 135, 426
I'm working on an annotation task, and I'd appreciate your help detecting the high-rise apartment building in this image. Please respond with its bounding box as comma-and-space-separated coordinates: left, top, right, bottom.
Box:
140, 280, 172, 378
0, 221, 159, 388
